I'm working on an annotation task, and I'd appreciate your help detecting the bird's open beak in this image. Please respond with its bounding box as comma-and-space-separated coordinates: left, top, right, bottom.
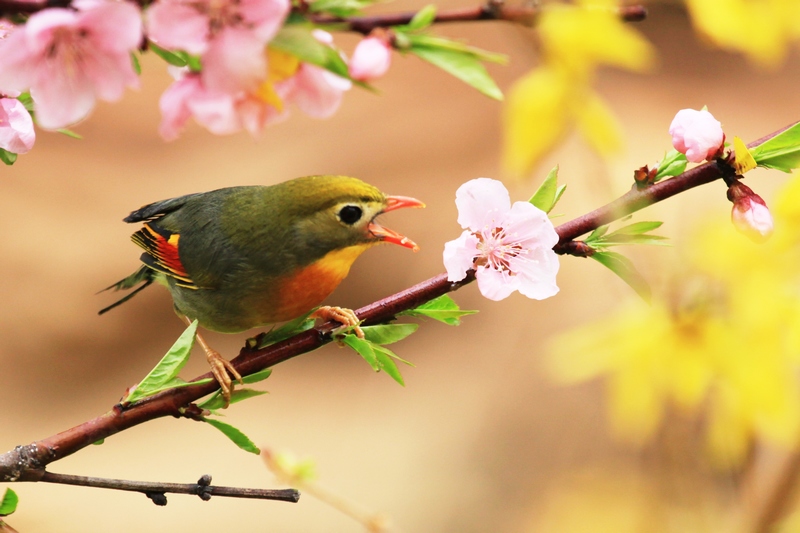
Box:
369, 195, 425, 252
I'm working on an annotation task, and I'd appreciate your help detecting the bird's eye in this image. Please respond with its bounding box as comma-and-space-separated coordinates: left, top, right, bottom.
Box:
338, 205, 363, 225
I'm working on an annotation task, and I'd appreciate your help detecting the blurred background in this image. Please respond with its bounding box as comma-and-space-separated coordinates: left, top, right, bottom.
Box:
2, 1, 800, 531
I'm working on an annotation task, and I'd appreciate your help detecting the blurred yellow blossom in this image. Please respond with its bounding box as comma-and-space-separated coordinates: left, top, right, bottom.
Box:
685, 0, 800, 68
549, 173, 800, 467
503, 0, 655, 175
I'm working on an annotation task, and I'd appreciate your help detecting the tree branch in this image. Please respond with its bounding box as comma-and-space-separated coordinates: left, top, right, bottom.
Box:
0, 120, 794, 489
33, 472, 299, 505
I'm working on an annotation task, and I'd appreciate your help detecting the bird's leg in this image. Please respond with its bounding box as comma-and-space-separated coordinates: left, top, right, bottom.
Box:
181, 316, 243, 407
311, 306, 364, 338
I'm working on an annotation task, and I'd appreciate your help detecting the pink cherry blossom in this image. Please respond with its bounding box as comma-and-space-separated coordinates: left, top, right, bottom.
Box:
728, 181, 774, 243
0, 98, 35, 154
283, 63, 351, 119
349, 37, 392, 81
443, 178, 560, 301
0, 1, 142, 130
669, 108, 724, 163
147, 0, 290, 93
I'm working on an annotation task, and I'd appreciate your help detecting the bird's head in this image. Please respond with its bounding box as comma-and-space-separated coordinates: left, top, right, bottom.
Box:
277, 175, 424, 257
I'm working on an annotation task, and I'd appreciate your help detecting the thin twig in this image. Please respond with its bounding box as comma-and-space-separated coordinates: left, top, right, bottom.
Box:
33, 471, 299, 505
0, 121, 794, 487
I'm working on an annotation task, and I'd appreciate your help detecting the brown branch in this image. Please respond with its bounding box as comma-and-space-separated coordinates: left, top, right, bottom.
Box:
33, 472, 299, 505
0, 120, 794, 491
309, 3, 647, 35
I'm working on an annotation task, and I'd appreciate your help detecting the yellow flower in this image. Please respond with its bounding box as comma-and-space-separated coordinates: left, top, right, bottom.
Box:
549, 174, 800, 466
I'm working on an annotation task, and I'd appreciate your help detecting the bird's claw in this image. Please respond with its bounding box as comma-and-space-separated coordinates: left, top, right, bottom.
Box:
206, 349, 243, 407
312, 306, 364, 338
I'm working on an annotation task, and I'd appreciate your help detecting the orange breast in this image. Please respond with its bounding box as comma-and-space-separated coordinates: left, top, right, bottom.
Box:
272, 244, 374, 321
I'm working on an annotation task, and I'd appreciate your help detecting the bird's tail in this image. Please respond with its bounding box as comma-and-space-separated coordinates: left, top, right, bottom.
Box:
98, 266, 154, 315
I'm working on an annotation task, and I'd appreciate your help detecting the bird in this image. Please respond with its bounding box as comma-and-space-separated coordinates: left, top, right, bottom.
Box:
100, 175, 424, 404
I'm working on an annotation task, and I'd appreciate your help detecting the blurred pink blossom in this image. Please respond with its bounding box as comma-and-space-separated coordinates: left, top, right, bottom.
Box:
0, 98, 35, 154
147, 0, 290, 93
443, 178, 560, 301
0, 1, 142, 130
283, 63, 351, 119
669, 108, 724, 163
728, 182, 774, 243
349, 36, 392, 81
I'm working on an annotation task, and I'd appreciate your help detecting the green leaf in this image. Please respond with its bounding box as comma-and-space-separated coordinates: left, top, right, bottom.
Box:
585, 225, 609, 243
130, 51, 141, 75
199, 388, 268, 411
56, 129, 82, 139
0, 489, 18, 516
16, 92, 33, 112
750, 121, 800, 173
553, 184, 567, 208
271, 26, 349, 78
373, 346, 404, 386
254, 311, 316, 349
307, 0, 377, 17
653, 149, 688, 181
406, 34, 507, 64
593, 234, 670, 247
361, 324, 418, 345
529, 166, 560, 213
399, 294, 477, 325
242, 368, 273, 384
149, 41, 188, 67
406, 36, 504, 100
92, 439, 105, 445
590, 251, 651, 302
605, 221, 663, 235
0, 149, 17, 166
407, 4, 437, 31
125, 320, 198, 403
203, 419, 260, 454
341, 334, 378, 370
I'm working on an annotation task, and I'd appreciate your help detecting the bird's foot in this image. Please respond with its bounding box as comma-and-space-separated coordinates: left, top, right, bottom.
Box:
206, 349, 243, 407
312, 306, 364, 338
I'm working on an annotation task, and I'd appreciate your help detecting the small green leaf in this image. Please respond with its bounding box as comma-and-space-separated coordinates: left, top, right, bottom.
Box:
16, 92, 33, 112
92, 439, 105, 445
0, 149, 17, 166
407, 38, 504, 100
361, 324, 418, 345
407, 4, 437, 31
56, 128, 82, 139
653, 149, 688, 181
255, 311, 316, 348
271, 26, 349, 78
199, 388, 268, 411
591, 251, 651, 302
605, 221, 663, 235
0, 489, 18, 516
406, 34, 507, 63
125, 320, 198, 403
529, 166, 560, 213
307, 0, 377, 17
750, 121, 800, 173
242, 368, 273, 384
553, 184, 567, 207
400, 294, 478, 325
594, 234, 670, 246
341, 334, 378, 370
130, 52, 141, 75
149, 41, 188, 67
585, 224, 609, 243
203, 419, 260, 454
373, 346, 404, 386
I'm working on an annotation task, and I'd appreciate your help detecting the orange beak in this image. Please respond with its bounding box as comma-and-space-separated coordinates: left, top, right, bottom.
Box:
369, 195, 425, 252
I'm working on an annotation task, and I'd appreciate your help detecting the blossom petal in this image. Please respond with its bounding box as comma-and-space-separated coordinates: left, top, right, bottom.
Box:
146, 2, 210, 55
443, 231, 479, 282
455, 177, 512, 231
81, 1, 143, 52
289, 64, 348, 118
0, 98, 35, 153
240, 0, 290, 42
475, 265, 519, 301
202, 28, 266, 93
30, 66, 96, 129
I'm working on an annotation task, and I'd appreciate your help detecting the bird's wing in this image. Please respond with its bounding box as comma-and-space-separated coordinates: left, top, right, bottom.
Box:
131, 222, 199, 289
123, 192, 204, 223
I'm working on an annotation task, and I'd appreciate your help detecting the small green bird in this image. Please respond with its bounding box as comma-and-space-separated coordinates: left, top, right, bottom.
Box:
101, 175, 424, 403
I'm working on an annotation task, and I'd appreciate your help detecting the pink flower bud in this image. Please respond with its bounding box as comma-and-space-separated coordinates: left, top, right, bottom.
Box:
0, 97, 35, 154
668, 108, 724, 163
348, 37, 392, 82
728, 182, 774, 243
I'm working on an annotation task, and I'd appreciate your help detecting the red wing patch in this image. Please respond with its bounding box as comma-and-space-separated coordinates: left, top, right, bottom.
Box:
131, 223, 198, 289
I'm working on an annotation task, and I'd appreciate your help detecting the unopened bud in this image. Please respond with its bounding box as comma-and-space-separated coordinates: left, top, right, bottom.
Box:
728, 181, 774, 243
349, 36, 392, 81
669, 108, 725, 163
